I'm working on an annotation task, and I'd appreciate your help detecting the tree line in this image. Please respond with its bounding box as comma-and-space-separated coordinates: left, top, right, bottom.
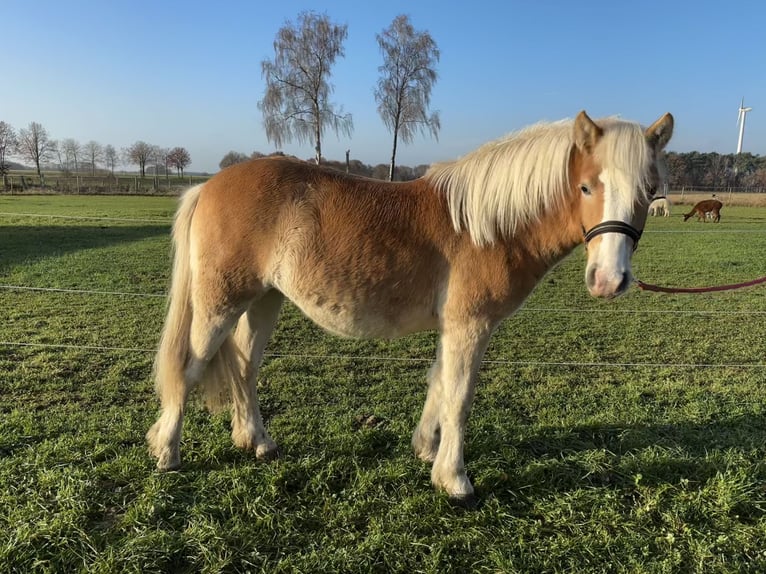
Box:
664, 151, 766, 191
4, 115, 765, 190
218, 149, 432, 181
0, 120, 192, 178
218, 149, 766, 189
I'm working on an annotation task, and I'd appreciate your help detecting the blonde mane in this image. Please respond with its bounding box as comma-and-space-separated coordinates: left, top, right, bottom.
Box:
424, 117, 653, 245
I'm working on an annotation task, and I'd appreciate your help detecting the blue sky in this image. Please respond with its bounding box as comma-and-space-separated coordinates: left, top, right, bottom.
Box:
4, 1, 765, 173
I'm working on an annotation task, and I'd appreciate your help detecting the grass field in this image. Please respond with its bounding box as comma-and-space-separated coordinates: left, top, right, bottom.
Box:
1, 194, 766, 573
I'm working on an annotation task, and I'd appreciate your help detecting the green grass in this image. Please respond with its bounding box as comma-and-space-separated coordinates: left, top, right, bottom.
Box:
2, 196, 766, 573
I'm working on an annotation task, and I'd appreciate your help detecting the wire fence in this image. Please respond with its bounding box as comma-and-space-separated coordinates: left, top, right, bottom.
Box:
2, 208, 765, 371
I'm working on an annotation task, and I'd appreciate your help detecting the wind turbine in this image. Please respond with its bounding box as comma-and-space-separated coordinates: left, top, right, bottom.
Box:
736, 97, 752, 154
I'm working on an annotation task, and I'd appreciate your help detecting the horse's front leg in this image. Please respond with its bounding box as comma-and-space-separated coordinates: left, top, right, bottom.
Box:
430, 321, 493, 506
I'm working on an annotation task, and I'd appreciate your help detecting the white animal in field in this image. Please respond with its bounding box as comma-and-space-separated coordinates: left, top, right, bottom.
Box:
648, 196, 671, 217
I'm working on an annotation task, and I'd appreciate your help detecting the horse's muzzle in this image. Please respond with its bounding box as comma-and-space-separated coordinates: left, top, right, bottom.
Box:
586, 266, 632, 298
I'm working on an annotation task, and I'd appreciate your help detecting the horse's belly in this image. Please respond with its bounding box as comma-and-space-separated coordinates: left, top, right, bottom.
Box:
288, 293, 437, 339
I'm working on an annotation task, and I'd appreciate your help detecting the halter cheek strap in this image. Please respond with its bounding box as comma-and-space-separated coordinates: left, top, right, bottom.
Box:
582, 220, 643, 251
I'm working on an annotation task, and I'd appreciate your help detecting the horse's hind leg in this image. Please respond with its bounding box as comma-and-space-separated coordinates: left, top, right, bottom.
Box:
230, 289, 284, 460
148, 301, 243, 470
412, 344, 444, 462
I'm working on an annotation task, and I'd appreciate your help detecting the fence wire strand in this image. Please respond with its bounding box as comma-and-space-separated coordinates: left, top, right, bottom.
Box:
1, 340, 765, 370
2, 283, 765, 315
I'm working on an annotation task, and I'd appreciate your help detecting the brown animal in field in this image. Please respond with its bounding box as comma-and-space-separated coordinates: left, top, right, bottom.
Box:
683, 199, 722, 222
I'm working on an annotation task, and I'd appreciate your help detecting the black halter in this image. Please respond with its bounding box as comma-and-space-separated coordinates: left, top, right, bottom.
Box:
582, 220, 643, 251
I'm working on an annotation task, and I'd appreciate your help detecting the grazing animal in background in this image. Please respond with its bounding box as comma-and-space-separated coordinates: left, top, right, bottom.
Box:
684, 199, 722, 222
147, 110, 674, 505
649, 196, 672, 217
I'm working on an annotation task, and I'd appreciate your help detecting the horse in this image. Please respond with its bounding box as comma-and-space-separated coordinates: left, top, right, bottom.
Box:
147, 110, 674, 506
648, 196, 671, 217
683, 199, 722, 222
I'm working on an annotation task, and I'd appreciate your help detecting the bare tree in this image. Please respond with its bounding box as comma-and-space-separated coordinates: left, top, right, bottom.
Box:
52, 140, 65, 171
17, 122, 55, 176
104, 144, 118, 174
61, 138, 82, 173
219, 151, 249, 169
413, 164, 430, 178
372, 163, 390, 180
743, 167, 766, 190
375, 15, 440, 181
259, 11, 353, 165
704, 153, 730, 188
151, 146, 170, 179
124, 141, 154, 177
83, 141, 103, 175
167, 147, 191, 177
0, 121, 17, 175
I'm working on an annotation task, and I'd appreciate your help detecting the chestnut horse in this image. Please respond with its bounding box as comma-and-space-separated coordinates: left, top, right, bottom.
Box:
684, 199, 722, 222
148, 111, 673, 505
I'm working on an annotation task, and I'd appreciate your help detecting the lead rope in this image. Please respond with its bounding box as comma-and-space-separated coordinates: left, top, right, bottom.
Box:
635, 276, 766, 294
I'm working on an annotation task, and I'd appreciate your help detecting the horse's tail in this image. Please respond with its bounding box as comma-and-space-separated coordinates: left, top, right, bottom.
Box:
153, 184, 205, 408
153, 183, 242, 412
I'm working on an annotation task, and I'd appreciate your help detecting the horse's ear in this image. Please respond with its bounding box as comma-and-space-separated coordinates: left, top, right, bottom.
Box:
574, 110, 603, 153
645, 113, 674, 150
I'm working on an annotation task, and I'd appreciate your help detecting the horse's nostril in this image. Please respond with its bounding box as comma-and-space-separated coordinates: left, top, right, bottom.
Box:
586, 266, 597, 288
617, 273, 631, 293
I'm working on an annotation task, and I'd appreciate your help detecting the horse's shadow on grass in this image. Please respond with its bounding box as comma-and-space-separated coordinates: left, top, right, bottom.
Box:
473, 412, 766, 503
179, 409, 402, 473
166, 411, 766, 505
0, 224, 170, 273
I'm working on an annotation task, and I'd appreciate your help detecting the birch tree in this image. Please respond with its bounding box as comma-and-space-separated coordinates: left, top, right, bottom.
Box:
375, 15, 440, 181
259, 11, 353, 164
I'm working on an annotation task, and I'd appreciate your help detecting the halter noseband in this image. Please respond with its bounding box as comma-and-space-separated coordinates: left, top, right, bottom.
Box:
582, 220, 643, 251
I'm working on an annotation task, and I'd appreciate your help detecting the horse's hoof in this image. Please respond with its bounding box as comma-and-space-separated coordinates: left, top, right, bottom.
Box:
154, 449, 181, 472
256, 445, 280, 462
448, 492, 479, 510
156, 459, 181, 472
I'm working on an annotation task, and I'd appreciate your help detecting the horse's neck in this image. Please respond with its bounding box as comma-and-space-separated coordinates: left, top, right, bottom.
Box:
504, 195, 583, 268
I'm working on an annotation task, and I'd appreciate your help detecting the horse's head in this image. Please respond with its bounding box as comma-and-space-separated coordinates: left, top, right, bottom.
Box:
571, 110, 673, 298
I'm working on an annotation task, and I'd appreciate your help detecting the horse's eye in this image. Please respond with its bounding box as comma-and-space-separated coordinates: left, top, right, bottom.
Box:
580, 184, 591, 195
